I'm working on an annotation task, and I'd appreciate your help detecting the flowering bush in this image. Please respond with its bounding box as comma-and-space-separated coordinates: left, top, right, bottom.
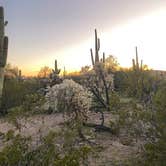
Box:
45, 79, 92, 124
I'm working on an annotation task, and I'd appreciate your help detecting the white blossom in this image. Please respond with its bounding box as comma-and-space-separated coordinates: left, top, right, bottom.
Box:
45, 79, 92, 122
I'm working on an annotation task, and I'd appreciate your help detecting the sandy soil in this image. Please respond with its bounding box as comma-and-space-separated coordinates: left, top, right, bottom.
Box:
0, 112, 140, 165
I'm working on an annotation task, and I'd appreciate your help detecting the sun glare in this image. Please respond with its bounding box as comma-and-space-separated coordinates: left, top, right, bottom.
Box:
104, 9, 166, 70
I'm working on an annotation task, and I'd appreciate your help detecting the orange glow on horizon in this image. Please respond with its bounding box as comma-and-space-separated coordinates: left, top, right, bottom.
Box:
20, 67, 82, 77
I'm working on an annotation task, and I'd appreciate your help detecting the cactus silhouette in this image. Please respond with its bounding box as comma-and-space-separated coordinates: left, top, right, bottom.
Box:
50, 59, 62, 86
0, 6, 8, 106
132, 46, 143, 71
18, 70, 22, 81
53, 59, 60, 75
90, 29, 105, 67
89, 29, 113, 115
131, 46, 145, 99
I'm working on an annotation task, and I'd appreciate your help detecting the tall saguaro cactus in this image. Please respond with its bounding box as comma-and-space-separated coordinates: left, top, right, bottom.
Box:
0, 6, 8, 106
90, 29, 105, 68
131, 46, 145, 99
132, 46, 143, 71
88, 29, 114, 126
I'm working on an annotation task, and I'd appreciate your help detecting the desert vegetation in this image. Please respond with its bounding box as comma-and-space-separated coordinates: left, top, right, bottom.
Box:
0, 6, 166, 166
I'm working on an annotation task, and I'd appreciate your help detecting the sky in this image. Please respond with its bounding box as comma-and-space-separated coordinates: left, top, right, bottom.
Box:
1, 0, 166, 75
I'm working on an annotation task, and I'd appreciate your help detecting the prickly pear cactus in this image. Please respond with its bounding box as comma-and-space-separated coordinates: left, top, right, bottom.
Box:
0, 6, 8, 105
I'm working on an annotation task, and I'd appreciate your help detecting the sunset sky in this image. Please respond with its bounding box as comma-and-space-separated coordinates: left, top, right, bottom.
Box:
1, 0, 166, 75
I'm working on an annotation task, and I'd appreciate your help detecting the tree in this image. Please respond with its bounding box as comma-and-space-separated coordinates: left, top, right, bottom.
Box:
80, 65, 90, 75
105, 55, 119, 73
38, 66, 52, 78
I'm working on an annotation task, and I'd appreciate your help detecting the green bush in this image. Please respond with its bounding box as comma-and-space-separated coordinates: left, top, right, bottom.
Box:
153, 84, 166, 112
0, 129, 92, 166
0, 134, 31, 166
142, 84, 166, 166
114, 70, 128, 93
1, 78, 41, 111
54, 146, 91, 166
109, 92, 120, 111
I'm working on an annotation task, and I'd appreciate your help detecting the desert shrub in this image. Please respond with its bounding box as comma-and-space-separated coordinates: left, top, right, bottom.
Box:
153, 83, 166, 112
109, 120, 120, 135
114, 70, 128, 93
5, 129, 15, 141
54, 146, 91, 166
115, 69, 156, 102
141, 84, 166, 166
5, 106, 26, 131
0, 129, 92, 166
65, 74, 84, 84
22, 93, 45, 112
109, 101, 155, 140
109, 92, 120, 111
124, 83, 166, 166
110, 82, 166, 166
45, 79, 92, 125
1, 77, 41, 112
0, 131, 57, 166
4, 94, 44, 131
0, 134, 31, 166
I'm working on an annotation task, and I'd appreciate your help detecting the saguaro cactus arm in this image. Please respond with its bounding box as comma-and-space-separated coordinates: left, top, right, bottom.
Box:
135, 46, 139, 70
90, 48, 94, 66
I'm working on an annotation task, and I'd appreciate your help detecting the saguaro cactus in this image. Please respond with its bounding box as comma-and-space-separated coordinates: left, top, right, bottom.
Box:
90, 29, 105, 68
131, 47, 145, 99
50, 59, 62, 86
132, 46, 143, 71
18, 69, 22, 81
88, 29, 114, 125
0, 6, 8, 105
54, 59, 61, 75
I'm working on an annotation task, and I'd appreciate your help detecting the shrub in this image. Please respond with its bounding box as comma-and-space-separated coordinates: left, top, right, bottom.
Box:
54, 146, 91, 166
114, 70, 128, 93
1, 78, 41, 112
0, 134, 31, 166
142, 84, 166, 166
109, 92, 120, 111
110, 101, 155, 139
0, 129, 92, 166
45, 79, 92, 124
153, 84, 166, 112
